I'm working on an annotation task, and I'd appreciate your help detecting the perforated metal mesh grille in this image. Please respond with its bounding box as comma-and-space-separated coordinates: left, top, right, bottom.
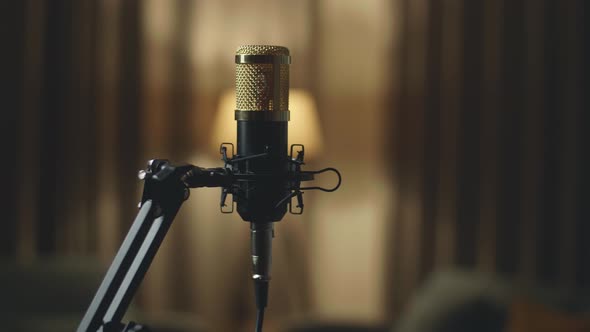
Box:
236, 45, 289, 56
235, 45, 290, 111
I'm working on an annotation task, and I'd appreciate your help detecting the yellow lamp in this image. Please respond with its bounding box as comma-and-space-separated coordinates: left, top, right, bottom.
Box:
211, 89, 323, 161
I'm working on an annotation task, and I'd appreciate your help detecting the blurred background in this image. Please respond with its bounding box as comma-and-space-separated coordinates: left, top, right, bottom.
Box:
2, 0, 588, 331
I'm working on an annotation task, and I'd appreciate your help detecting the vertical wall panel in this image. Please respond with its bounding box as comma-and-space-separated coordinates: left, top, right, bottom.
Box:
557, 0, 581, 288
59, 1, 82, 253
389, 0, 410, 315
3, 1, 26, 256
116, 0, 143, 234
455, 0, 484, 267
390, 0, 430, 313
477, 0, 503, 272
575, 0, 589, 288
80, 0, 100, 255
519, 0, 544, 281
495, 0, 526, 275
536, 0, 563, 283
96, 0, 122, 262
37, 1, 72, 254
419, 0, 443, 278
433, 0, 462, 269
60, 0, 99, 254
17, 0, 45, 260
400, 0, 429, 294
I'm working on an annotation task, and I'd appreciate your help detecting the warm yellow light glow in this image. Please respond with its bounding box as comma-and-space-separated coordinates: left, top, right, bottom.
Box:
211, 89, 324, 161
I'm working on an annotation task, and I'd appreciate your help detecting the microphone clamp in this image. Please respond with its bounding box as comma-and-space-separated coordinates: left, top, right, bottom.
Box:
216, 142, 342, 215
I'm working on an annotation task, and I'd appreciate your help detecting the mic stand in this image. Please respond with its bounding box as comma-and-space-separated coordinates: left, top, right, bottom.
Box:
78, 160, 200, 332
78, 145, 341, 332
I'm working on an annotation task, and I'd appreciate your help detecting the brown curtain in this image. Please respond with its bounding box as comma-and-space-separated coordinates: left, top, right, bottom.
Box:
7, 0, 317, 325
5, 0, 144, 258
6, 0, 587, 324
387, 0, 587, 316
6, 0, 199, 257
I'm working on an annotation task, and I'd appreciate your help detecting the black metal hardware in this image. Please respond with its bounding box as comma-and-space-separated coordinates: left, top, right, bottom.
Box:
79, 147, 340, 331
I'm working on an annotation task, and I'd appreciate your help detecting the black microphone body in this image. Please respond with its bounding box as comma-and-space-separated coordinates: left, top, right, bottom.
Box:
236, 120, 289, 222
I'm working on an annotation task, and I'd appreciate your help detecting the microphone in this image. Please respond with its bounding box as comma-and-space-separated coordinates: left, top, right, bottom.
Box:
155, 45, 341, 331
153, 46, 340, 331
77, 45, 340, 332
234, 45, 291, 221
234, 45, 291, 331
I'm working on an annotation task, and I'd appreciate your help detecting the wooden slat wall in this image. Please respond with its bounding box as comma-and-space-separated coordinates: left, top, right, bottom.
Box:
573, 0, 588, 289
6, 0, 146, 258
387, 0, 587, 316
3, 1, 27, 256
7, 0, 588, 322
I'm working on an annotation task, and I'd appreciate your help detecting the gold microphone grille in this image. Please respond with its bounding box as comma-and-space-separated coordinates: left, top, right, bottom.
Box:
236, 45, 290, 112
236, 45, 289, 56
